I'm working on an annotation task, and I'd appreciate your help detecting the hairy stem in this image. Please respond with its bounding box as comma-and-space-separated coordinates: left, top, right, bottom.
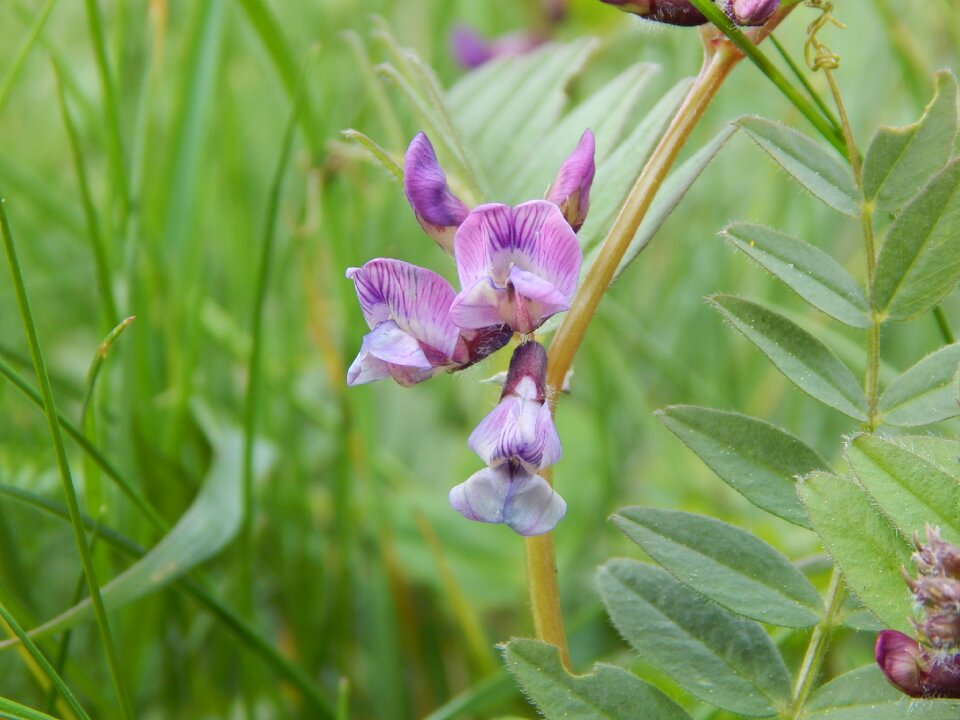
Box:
787, 567, 845, 718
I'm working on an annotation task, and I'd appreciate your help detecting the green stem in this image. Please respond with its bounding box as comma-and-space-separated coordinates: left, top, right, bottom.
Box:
933, 306, 956, 344
786, 568, 845, 718
0, 599, 91, 720
0, 194, 135, 720
768, 33, 842, 134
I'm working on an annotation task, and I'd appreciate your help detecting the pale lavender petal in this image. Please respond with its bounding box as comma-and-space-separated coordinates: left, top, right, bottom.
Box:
511, 201, 581, 301
404, 133, 470, 253
450, 277, 508, 330
467, 395, 561, 472
508, 266, 570, 331
347, 259, 461, 360
346, 348, 392, 386
453, 204, 515, 289
364, 320, 431, 368
503, 472, 566, 536
449, 25, 494, 69
449, 464, 566, 536
546, 130, 595, 232
449, 466, 509, 524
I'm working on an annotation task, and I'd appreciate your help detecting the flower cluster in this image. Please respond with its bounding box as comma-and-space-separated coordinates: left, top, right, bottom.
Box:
599, 0, 780, 26
346, 130, 596, 535
876, 527, 960, 699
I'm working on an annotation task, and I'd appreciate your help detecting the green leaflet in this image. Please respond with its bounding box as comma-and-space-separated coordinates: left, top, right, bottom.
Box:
873, 157, 960, 320
598, 560, 791, 717
878, 342, 960, 426
863, 70, 959, 212
657, 405, 823, 528
502, 639, 691, 720
805, 665, 960, 719
847, 434, 960, 541
503, 62, 660, 204
722, 222, 870, 328
0, 697, 59, 720
737, 116, 859, 217
577, 78, 693, 253
709, 295, 867, 419
612, 508, 823, 627
0, 407, 274, 647
799, 471, 913, 632
448, 38, 598, 188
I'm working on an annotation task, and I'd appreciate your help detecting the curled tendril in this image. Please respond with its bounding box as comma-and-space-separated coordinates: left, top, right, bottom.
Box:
804, 0, 845, 72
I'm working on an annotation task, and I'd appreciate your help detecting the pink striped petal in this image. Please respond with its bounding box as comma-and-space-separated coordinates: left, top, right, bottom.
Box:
546, 130, 595, 231
449, 277, 508, 330
508, 266, 570, 331
510, 201, 581, 301
347, 259, 461, 361
453, 204, 515, 289
404, 133, 469, 254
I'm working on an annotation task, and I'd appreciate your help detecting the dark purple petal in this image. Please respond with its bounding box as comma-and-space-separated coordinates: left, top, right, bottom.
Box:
546, 130, 595, 232
457, 324, 514, 367
724, 0, 779, 25
876, 631, 925, 698
599, 0, 708, 26
347, 258, 461, 361
449, 464, 566, 535
403, 133, 470, 253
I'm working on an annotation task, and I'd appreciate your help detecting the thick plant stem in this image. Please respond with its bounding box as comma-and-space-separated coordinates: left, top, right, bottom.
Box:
546, 39, 742, 394
787, 568, 845, 718
527, 32, 748, 671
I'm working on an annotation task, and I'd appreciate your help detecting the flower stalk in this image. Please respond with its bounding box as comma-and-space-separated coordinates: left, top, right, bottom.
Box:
528, 14, 798, 666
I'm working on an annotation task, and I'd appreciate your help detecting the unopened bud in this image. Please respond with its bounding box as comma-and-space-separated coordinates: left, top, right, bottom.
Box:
598, 0, 708, 27
722, 0, 779, 26
876, 630, 960, 699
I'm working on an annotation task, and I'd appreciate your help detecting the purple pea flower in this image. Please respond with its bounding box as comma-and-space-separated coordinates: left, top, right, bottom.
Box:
451, 340, 566, 536
547, 130, 596, 232
468, 341, 561, 473
346, 258, 467, 387
450, 201, 582, 334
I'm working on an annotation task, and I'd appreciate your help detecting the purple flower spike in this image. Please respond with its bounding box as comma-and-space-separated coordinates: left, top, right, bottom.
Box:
547, 130, 596, 232
468, 341, 561, 472
876, 630, 960, 699
451, 201, 582, 334
723, 0, 779, 25
449, 463, 567, 536
404, 133, 470, 254
346, 259, 467, 387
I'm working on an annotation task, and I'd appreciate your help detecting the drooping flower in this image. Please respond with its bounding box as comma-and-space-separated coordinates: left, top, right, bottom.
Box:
403, 133, 470, 254
449, 462, 566, 536
451, 340, 566, 536
876, 526, 960, 699
346, 259, 467, 386
450, 201, 582, 334
468, 341, 561, 472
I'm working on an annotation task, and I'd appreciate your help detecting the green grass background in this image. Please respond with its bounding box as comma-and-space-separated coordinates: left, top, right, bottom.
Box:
0, 0, 958, 717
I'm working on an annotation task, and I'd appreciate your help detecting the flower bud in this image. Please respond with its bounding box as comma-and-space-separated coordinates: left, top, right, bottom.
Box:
722, 0, 779, 26
598, 0, 708, 27
876, 630, 960, 699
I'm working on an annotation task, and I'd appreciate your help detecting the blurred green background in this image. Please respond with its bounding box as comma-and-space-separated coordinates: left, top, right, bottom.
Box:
0, 0, 958, 717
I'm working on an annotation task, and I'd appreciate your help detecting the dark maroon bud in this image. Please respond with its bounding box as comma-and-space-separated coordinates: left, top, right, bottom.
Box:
502, 340, 549, 403
598, 0, 709, 27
